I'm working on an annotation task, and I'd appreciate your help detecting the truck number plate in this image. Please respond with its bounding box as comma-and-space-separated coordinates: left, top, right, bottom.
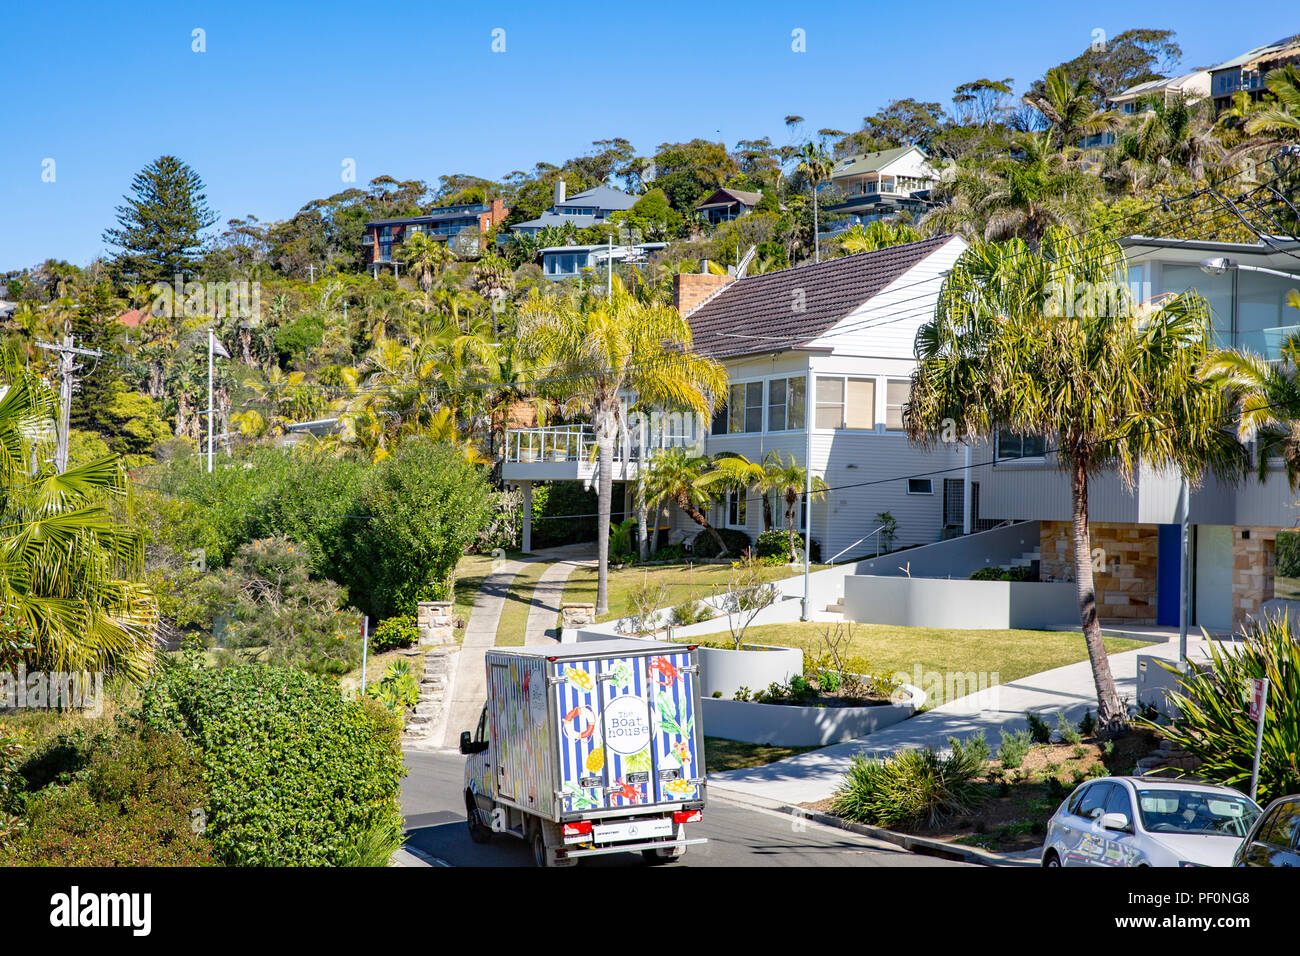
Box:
593, 818, 673, 843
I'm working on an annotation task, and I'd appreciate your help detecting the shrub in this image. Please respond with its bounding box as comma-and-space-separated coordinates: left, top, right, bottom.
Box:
1056, 711, 1082, 745
1, 730, 213, 866
969, 566, 1004, 581
1025, 711, 1053, 744
1079, 710, 1098, 738
754, 529, 793, 561
334, 439, 493, 620
998, 728, 1033, 769
969, 565, 1035, 582
1142, 614, 1300, 802
137, 659, 406, 866
367, 660, 420, 714
668, 600, 712, 627
830, 734, 988, 829
370, 614, 419, 653
691, 527, 751, 558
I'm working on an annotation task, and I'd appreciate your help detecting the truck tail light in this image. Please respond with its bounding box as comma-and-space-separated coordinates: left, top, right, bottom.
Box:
562, 821, 593, 837
672, 810, 701, 824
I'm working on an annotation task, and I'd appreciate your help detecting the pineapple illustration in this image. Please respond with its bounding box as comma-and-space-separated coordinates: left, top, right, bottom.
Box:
585, 747, 606, 773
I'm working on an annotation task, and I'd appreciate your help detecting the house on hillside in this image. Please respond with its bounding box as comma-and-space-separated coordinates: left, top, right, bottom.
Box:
1079, 70, 1212, 149
510, 182, 638, 236
966, 236, 1300, 631
540, 241, 667, 281
694, 187, 763, 225
823, 146, 936, 233
1209, 34, 1300, 114
364, 199, 509, 275
501, 235, 971, 560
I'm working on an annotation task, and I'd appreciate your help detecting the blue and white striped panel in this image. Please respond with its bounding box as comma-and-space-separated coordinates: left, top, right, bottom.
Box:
647, 652, 699, 802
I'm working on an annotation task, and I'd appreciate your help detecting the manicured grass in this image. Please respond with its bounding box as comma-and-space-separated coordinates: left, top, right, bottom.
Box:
704, 737, 816, 773
742, 621, 1149, 707
452, 552, 524, 635
563, 562, 825, 624
495, 560, 551, 646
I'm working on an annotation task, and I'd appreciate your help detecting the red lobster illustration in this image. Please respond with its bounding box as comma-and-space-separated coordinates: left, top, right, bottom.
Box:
646, 656, 681, 688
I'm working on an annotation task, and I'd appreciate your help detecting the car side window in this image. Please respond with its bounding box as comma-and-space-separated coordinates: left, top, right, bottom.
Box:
1067, 784, 1093, 817
1105, 784, 1133, 824
1077, 783, 1113, 821
1258, 801, 1300, 848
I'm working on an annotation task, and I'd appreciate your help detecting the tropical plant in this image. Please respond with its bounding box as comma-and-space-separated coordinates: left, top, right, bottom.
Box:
0, 357, 158, 678
1244, 64, 1300, 149
397, 232, 455, 304
907, 229, 1244, 729
831, 733, 989, 828
514, 276, 726, 614
761, 451, 830, 562
796, 142, 836, 262
837, 220, 922, 255
1143, 614, 1300, 802
638, 447, 727, 555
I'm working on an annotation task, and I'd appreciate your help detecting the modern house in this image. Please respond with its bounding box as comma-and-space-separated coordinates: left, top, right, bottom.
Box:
966, 236, 1300, 631
501, 235, 971, 558
364, 199, 509, 274
540, 241, 667, 281
694, 187, 763, 225
510, 182, 638, 236
1209, 34, 1300, 113
823, 146, 936, 231
1080, 71, 1212, 149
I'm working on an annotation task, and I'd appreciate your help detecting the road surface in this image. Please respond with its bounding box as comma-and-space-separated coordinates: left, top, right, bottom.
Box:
401, 750, 969, 868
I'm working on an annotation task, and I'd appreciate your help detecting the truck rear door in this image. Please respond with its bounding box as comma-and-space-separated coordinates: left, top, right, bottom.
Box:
553, 649, 702, 814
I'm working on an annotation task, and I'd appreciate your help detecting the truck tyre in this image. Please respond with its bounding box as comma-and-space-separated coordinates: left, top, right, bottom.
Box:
531, 825, 548, 868
642, 846, 684, 865
465, 792, 492, 844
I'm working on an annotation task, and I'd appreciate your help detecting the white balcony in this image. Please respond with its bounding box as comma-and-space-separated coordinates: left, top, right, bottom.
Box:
501, 422, 701, 483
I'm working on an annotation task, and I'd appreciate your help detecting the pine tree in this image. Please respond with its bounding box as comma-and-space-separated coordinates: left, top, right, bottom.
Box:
103, 156, 217, 284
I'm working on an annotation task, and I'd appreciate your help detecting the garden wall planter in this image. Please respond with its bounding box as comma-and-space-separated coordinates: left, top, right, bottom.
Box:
843, 575, 1078, 630
699, 684, 923, 747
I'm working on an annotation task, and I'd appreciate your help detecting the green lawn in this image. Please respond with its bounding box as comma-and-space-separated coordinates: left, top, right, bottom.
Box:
563, 561, 826, 624
452, 552, 526, 635
741, 621, 1149, 707
704, 737, 816, 773
494, 560, 551, 646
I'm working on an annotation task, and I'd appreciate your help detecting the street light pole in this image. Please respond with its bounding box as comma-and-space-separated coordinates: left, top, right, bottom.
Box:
1179, 475, 1190, 663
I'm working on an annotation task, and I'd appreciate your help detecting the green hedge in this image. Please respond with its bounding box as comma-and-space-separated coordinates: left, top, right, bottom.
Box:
370, 614, 419, 653
137, 660, 406, 866
691, 527, 752, 558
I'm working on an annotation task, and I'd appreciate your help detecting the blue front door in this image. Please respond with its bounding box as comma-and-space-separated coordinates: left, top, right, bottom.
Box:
1156, 524, 1181, 627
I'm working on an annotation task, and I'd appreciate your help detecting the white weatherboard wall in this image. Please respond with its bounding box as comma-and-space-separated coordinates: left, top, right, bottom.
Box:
844, 575, 1078, 629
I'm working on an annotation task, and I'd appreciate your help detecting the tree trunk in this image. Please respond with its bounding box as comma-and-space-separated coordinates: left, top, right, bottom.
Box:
637, 485, 650, 561
761, 491, 773, 532
677, 494, 727, 556
1069, 455, 1125, 731
785, 497, 799, 562
595, 410, 615, 616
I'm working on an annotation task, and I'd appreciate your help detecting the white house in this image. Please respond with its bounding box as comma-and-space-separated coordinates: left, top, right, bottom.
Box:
501, 235, 971, 560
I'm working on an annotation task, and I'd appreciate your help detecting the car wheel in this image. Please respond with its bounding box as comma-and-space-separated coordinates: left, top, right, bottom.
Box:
531, 825, 549, 868
1042, 850, 1061, 868
465, 792, 491, 844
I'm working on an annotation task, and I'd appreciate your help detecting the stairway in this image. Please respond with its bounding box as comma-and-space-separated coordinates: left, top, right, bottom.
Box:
402, 646, 451, 749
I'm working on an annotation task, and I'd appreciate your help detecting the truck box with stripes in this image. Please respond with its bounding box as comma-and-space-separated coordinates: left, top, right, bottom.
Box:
459, 639, 707, 866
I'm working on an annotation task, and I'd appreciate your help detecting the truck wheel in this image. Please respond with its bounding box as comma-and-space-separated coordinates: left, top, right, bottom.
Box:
642, 846, 684, 865
531, 826, 548, 867
465, 792, 492, 844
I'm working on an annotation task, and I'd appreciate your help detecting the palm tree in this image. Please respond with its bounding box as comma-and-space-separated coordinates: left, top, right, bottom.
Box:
1244, 64, 1300, 148
907, 229, 1245, 729
837, 220, 922, 255
515, 277, 727, 614
398, 232, 454, 303
1023, 68, 1109, 149
797, 142, 836, 263
0, 356, 157, 678
758, 452, 829, 561
1202, 292, 1300, 488
701, 452, 770, 530
638, 447, 728, 555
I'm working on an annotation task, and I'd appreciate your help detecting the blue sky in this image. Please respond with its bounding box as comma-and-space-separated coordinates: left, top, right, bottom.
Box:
3, 1, 1296, 270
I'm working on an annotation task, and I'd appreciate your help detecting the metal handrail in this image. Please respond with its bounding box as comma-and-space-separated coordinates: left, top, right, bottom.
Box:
829, 524, 888, 564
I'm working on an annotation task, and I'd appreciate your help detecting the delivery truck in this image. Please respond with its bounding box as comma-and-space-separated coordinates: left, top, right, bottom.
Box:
460, 639, 707, 867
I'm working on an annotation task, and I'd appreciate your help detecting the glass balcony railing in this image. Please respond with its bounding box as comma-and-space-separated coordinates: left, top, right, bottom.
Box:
505, 423, 698, 464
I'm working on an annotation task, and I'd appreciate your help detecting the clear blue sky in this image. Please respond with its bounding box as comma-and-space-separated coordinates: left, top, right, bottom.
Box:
3, 1, 1296, 270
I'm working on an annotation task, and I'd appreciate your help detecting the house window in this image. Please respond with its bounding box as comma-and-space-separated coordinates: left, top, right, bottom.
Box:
771, 491, 807, 531
726, 492, 747, 528
885, 379, 910, 430
907, 478, 933, 495
767, 376, 806, 431
996, 430, 1047, 461
815, 376, 875, 429
725, 381, 763, 434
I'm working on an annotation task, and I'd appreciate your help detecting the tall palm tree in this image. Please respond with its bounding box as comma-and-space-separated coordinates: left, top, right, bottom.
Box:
1202, 292, 1300, 488
399, 232, 454, 304
907, 228, 1245, 730
515, 277, 727, 614
0, 356, 157, 678
637, 447, 728, 555
756, 452, 829, 561
1023, 68, 1109, 149
797, 142, 836, 263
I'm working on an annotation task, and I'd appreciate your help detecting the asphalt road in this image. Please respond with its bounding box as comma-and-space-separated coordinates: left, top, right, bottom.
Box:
401, 749, 969, 868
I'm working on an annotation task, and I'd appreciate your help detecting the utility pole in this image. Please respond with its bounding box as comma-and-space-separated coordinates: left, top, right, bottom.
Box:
208, 329, 231, 473
35, 336, 102, 472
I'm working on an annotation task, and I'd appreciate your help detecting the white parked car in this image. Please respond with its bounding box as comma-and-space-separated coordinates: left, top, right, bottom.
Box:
1041, 776, 1261, 868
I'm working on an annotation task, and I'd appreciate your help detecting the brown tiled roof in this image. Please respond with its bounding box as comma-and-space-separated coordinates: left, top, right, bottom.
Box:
685, 235, 952, 359
696, 187, 763, 208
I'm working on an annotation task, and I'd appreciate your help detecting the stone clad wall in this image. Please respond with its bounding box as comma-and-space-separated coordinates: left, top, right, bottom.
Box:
1040, 521, 1159, 624
1232, 527, 1277, 629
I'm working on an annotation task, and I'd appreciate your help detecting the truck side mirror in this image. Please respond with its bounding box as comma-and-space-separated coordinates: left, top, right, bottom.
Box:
459, 731, 473, 755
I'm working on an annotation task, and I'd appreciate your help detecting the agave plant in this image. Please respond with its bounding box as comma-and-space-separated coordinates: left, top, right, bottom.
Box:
0, 356, 157, 678
1146, 615, 1300, 803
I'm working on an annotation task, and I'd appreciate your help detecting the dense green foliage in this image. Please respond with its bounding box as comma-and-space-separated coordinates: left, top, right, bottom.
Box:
137, 659, 405, 866
1144, 615, 1300, 802
691, 527, 752, 559
370, 613, 419, 653
831, 734, 989, 828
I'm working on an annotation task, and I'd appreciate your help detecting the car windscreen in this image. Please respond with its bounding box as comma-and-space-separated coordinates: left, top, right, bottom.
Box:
1136, 789, 1259, 837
